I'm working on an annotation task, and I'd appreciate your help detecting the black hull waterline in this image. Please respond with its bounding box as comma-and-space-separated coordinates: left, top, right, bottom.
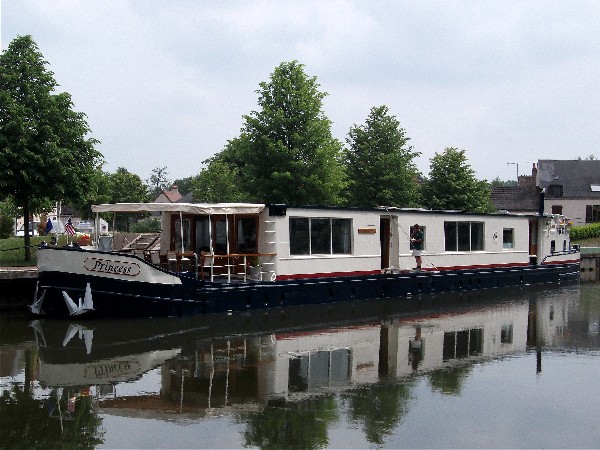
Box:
34, 263, 580, 319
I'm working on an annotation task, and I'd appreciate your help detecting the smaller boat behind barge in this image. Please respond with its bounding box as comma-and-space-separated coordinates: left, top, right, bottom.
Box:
31, 203, 580, 319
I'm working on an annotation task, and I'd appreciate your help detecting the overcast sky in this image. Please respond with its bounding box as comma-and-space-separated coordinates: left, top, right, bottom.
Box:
2, 1, 599, 185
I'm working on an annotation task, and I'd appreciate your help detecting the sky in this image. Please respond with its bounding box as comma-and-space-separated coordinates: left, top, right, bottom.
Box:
1, 1, 599, 185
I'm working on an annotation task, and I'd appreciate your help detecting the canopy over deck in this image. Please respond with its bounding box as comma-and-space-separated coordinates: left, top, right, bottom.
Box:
91, 202, 266, 215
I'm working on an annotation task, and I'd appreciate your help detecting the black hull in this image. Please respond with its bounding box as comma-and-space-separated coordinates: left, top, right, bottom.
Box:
34, 263, 580, 319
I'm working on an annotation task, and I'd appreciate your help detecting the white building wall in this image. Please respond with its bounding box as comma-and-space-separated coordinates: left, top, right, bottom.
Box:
544, 198, 595, 226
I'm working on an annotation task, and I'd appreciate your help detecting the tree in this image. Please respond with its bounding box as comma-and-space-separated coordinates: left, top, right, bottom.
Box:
344, 105, 420, 207
108, 167, 149, 231
147, 166, 170, 199
489, 177, 517, 188
173, 175, 195, 197
0, 35, 102, 260
228, 61, 346, 205
192, 154, 245, 203
421, 148, 495, 213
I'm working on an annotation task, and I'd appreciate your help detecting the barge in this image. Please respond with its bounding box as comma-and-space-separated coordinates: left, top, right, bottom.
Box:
30, 203, 580, 318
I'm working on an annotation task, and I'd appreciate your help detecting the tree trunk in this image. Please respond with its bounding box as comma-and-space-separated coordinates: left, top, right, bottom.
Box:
23, 200, 32, 261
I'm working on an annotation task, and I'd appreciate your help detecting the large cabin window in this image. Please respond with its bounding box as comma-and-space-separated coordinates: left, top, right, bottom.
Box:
236, 217, 257, 253
444, 221, 484, 252
289, 217, 352, 255
172, 214, 258, 255
174, 218, 192, 252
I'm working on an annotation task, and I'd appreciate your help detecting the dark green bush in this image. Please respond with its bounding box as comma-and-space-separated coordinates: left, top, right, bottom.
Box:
0, 214, 14, 239
570, 222, 600, 240
130, 217, 161, 233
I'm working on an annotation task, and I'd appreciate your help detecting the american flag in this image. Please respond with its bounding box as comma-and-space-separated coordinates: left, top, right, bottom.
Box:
65, 218, 76, 236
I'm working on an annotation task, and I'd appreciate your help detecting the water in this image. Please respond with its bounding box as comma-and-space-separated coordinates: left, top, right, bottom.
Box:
1, 282, 599, 449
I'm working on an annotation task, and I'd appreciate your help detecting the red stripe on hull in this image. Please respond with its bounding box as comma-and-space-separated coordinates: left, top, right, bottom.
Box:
541, 258, 580, 265
277, 270, 380, 280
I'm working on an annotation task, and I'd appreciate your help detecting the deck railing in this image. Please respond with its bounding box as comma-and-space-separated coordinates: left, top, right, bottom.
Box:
146, 250, 277, 282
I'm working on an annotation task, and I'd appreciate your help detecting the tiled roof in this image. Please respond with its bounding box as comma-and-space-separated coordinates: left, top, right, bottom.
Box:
490, 185, 540, 212
538, 160, 600, 199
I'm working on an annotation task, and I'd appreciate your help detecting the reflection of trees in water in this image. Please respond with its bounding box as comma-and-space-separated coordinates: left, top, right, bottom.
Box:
0, 386, 104, 449
428, 366, 472, 395
344, 381, 413, 445
239, 396, 338, 450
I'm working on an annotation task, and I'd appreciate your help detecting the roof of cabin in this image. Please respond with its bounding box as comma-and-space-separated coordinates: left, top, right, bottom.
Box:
537, 159, 600, 198
92, 202, 265, 215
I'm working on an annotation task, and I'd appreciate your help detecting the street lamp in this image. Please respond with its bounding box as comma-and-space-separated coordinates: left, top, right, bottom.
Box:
507, 162, 519, 179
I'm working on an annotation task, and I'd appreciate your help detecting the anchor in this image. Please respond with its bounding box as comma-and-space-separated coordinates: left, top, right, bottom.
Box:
62, 323, 94, 354
62, 283, 94, 316
29, 282, 47, 315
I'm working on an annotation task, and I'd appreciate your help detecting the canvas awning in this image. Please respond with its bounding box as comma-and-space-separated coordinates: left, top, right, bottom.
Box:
91, 202, 265, 215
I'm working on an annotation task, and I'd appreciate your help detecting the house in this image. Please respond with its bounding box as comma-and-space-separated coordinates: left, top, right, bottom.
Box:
153, 185, 182, 203
537, 159, 600, 226
490, 164, 541, 215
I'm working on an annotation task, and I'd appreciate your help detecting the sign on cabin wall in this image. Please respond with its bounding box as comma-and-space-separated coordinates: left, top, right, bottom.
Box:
358, 227, 377, 234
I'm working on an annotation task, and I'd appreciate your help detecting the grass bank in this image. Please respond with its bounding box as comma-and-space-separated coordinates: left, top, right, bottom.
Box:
0, 236, 70, 267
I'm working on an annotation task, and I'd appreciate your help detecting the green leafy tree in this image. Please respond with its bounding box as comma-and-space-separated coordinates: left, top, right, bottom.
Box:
428, 366, 471, 395
173, 175, 195, 197
421, 148, 495, 213
344, 105, 420, 207
0, 200, 15, 238
489, 176, 517, 188
229, 61, 346, 205
345, 381, 413, 445
0, 385, 104, 448
0, 35, 102, 260
108, 167, 149, 231
192, 154, 245, 202
241, 396, 338, 449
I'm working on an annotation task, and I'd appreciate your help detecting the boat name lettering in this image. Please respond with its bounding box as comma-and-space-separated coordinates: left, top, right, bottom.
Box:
84, 360, 141, 379
84, 258, 141, 276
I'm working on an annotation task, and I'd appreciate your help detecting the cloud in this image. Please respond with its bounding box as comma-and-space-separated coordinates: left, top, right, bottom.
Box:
2, 0, 599, 182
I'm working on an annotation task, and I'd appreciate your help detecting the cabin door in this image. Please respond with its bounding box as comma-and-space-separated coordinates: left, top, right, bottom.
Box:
380, 217, 390, 269
528, 219, 538, 261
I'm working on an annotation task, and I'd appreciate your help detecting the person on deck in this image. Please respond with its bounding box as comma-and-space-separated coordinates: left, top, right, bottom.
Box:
410, 224, 424, 270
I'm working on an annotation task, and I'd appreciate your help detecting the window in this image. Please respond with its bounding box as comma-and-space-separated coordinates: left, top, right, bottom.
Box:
547, 184, 563, 198
236, 217, 257, 253
586, 205, 600, 223
551, 205, 563, 215
501, 324, 513, 344
288, 349, 351, 391
289, 217, 352, 255
444, 221, 484, 252
442, 328, 483, 361
503, 228, 514, 249
174, 218, 192, 252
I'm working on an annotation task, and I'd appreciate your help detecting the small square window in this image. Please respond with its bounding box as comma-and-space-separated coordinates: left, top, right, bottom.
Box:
503, 228, 514, 249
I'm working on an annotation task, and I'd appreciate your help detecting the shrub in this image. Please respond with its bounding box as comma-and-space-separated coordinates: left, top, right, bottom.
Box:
570, 222, 600, 240
130, 217, 161, 233
0, 214, 13, 239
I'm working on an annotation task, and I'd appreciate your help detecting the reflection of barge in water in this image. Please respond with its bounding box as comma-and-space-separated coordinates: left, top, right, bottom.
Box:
32, 203, 579, 318
31, 286, 574, 417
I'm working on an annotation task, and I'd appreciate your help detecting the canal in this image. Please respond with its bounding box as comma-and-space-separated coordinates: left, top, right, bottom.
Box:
1, 281, 599, 449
